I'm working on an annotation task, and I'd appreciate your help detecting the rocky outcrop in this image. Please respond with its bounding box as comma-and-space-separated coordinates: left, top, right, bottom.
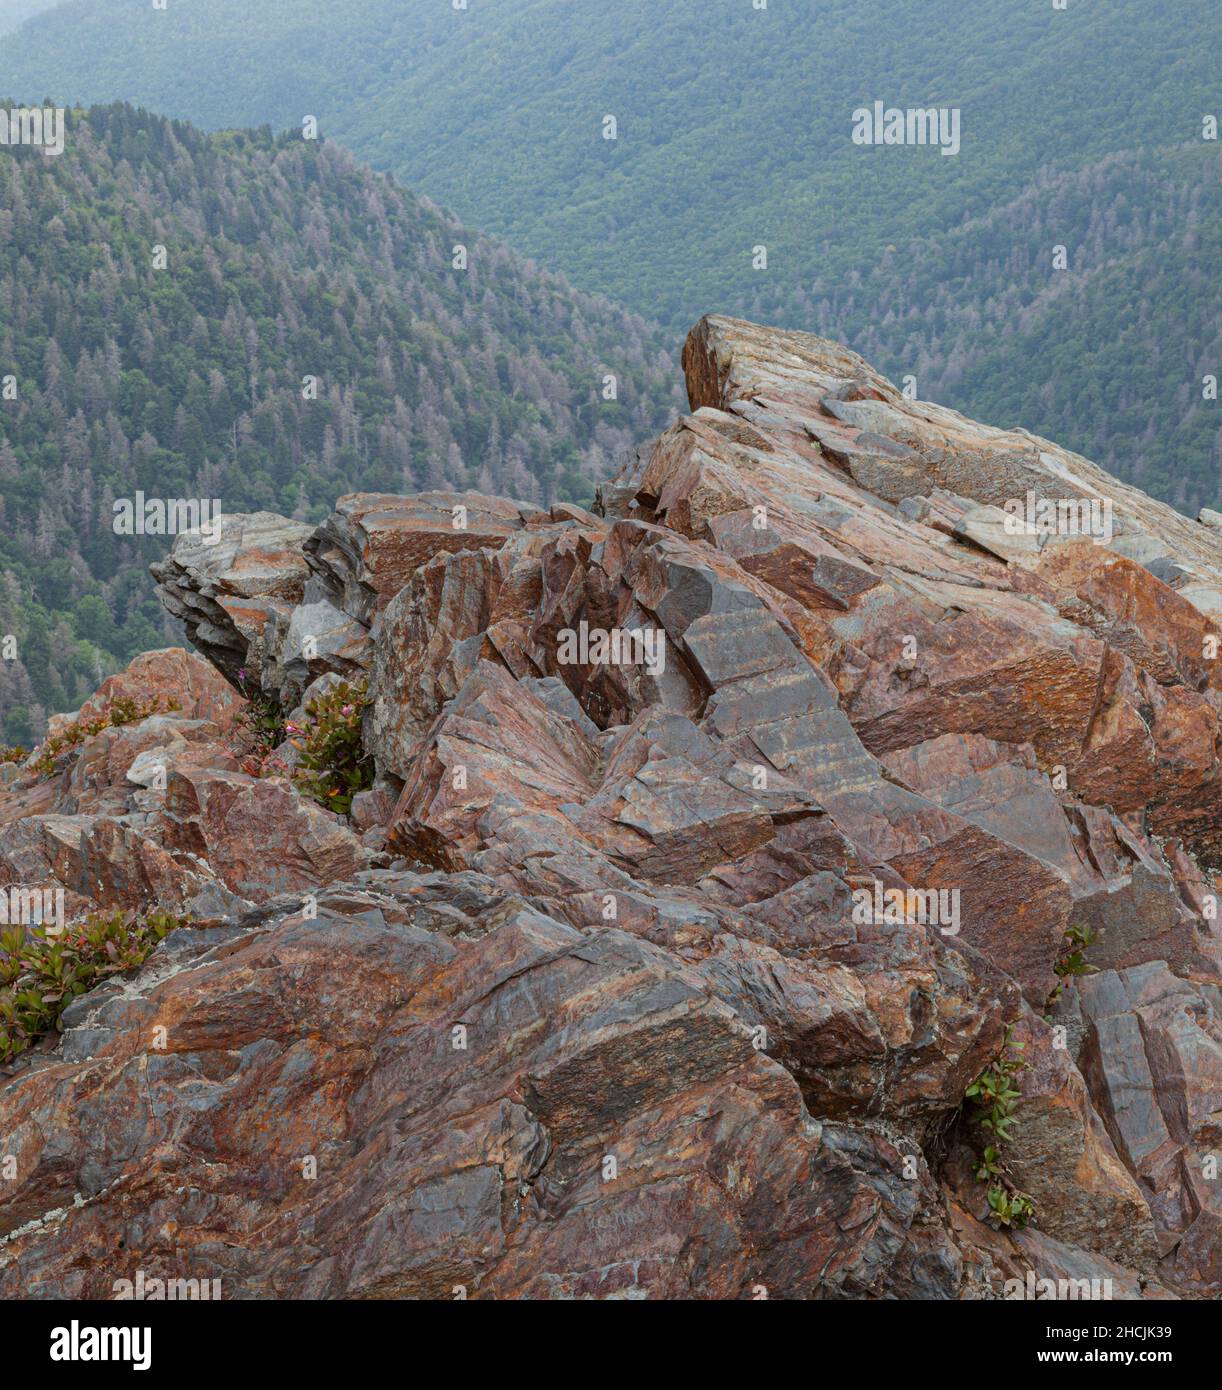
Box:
0, 879, 967, 1299
2, 317, 1219, 1299
0, 649, 371, 921
149, 513, 315, 688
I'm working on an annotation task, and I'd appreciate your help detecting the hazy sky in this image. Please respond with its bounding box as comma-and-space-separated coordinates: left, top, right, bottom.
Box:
0, 0, 59, 38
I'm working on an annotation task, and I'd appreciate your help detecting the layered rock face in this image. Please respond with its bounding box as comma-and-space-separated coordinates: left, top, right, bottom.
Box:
1, 317, 1219, 1299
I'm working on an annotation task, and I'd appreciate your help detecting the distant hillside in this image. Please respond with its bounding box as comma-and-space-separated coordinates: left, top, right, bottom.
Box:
3, 0, 1217, 512
4, 0, 1214, 323
0, 104, 681, 741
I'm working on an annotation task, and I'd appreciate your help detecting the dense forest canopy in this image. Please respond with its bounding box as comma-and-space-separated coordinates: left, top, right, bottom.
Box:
0, 2, 1218, 738
0, 105, 681, 742
3, 0, 1218, 512
5, 0, 1211, 312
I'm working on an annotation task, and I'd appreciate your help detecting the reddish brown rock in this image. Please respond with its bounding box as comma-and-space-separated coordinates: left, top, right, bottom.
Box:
0, 889, 963, 1300
66, 647, 246, 734
150, 513, 314, 687
3, 314, 1217, 1299
997, 1008, 1159, 1272
305, 491, 539, 627
1078, 963, 1222, 1293
0, 650, 365, 919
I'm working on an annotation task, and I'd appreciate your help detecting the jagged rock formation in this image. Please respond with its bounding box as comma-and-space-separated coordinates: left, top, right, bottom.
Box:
1, 317, 1219, 1299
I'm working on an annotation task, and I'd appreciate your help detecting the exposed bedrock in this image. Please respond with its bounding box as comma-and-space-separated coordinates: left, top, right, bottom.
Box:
1, 317, 1218, 1298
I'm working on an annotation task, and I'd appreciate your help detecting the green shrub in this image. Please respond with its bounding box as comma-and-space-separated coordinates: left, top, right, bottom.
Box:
290, 679, 373, 816
1045, 921, 1098, 1009
235, 671, 288, 774
986, 1186, 1036, 1230
965, 1025, 1035, 1230
0, 908, 186, 1063
31, 695, 179, 777
965, 1026, 1026, 1143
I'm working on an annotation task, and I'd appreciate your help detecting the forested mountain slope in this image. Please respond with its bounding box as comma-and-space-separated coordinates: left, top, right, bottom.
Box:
4, 0, 1217, 510
4, 0, 1213, 322
0, 104, 680, 740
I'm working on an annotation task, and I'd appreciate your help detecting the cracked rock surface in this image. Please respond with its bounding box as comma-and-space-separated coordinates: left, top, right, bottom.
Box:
1, 316, 1219, 1299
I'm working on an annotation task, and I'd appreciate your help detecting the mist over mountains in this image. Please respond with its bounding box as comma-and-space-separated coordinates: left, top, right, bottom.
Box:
0, 0, 55, 36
